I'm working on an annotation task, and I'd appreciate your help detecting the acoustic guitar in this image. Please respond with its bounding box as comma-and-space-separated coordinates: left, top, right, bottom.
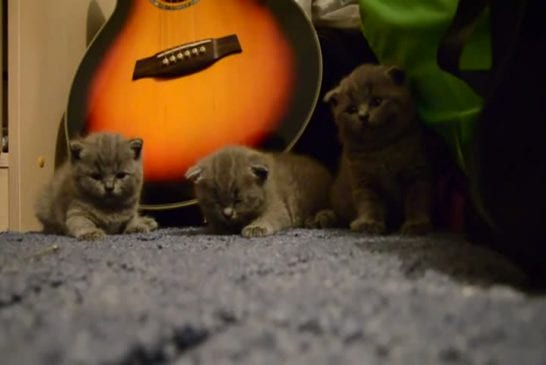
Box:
65, 0, 322, 209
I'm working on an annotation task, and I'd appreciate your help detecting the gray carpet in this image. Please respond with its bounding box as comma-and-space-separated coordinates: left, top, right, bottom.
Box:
1, 228, 545, 365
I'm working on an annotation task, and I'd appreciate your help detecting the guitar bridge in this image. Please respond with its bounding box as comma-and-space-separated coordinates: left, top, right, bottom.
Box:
132, 34, 242, 80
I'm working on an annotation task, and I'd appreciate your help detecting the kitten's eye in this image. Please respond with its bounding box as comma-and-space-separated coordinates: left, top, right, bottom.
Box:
90, 173, 102, 180
345, 105, 358, 114
116, 172, 128, 179
370, 97, 383, 107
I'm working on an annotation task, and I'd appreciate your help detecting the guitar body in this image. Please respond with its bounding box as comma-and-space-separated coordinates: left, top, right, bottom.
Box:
66, 0, 321, 209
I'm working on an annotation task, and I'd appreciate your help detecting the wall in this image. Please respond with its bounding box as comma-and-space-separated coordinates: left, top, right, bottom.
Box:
7, 0, 115, 231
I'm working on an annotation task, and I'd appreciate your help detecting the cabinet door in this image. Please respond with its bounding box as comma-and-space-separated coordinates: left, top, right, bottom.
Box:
7, 0, 114, 231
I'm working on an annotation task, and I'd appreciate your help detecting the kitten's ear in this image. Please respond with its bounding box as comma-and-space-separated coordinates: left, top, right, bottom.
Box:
185, 165, 203, 184
69, 141, 85, 161
250, 164, 269, 183
386, 66, 405, 85
129, 138, 143, 159
323, 86, 340, 107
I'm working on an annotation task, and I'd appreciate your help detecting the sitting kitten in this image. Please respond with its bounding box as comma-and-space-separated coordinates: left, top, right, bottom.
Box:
312, 63, 433, 234
185, 146, 332, 237
35, 132, 158, 240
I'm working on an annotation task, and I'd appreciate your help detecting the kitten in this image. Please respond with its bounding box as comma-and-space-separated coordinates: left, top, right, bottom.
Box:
35, 132, 158, 240
185, 146, 332, 237
311, 63, 433, 234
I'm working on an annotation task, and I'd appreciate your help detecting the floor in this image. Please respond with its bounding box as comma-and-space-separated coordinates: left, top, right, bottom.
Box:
1, 228, 545, 364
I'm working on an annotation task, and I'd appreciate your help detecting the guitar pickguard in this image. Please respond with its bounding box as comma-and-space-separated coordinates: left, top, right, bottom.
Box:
132, 35, 242, 80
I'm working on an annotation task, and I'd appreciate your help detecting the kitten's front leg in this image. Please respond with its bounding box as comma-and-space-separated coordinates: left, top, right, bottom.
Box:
66, 211, 105, 241
305, 209, 339, 228
401, 178, 432, 235
124, 215, 159, 234
242, 204, 291, 238
350, 186, 386, 234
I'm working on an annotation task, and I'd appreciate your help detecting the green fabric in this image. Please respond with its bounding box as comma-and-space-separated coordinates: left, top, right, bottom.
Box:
357, 0, 492, 173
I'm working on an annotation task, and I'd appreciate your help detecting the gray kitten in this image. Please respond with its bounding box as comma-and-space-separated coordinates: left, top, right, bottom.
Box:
311, 63, 433, 234
35, 132, 158, 240
185, 146, 332, 237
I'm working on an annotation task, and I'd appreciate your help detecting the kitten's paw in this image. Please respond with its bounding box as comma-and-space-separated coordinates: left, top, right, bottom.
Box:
76, 228, 106, 241
125, 223, 150, 234
125, 216, 159, 234
242, 223, 275, 238
305, 209, 338, 228
401, 219, 432, 235
350, 217, 385, 235
140, 216, 159, 231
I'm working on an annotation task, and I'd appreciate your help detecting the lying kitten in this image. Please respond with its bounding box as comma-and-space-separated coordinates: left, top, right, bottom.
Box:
312, 63, 433, 234
35, 132, 158, 240
185, 146, 332, 237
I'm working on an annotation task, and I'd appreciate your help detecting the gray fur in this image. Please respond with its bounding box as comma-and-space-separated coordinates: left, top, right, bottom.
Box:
35, 132, 157, 240
186, 146, 332, 237
313, 63, 433, 235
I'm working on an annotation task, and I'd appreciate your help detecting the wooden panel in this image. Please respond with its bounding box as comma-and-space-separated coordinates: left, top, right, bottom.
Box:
1, 1, 7, 231
0, 154, 7, 231
7, 0, 115, 231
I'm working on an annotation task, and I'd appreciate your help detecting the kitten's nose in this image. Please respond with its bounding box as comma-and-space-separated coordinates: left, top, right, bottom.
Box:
358, 113, 370, 124
223, 207, 235, 219
104, 181, 114, 193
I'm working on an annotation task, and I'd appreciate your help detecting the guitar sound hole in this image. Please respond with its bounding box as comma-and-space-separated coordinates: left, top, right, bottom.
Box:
150, 0, 198, 10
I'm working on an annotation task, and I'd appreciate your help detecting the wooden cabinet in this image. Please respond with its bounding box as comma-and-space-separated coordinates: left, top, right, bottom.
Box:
0, 154, 7, 231
4, 0, 114, 231
1, 0, 7, 231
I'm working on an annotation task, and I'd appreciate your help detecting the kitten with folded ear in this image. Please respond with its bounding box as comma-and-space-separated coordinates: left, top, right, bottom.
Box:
310, 63, 433, 235
35, 132, 158, 240
185, 145, 332, 237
